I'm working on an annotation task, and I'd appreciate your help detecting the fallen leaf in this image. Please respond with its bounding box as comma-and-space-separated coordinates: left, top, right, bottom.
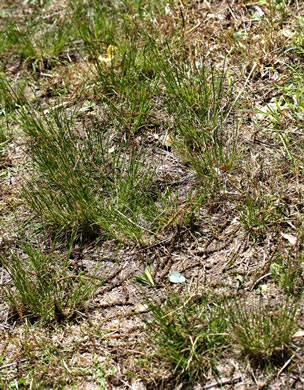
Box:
251, 6, 264, 18
293, 329, 304, 338
162, 134, 173, 148
281, 232, 297, 246
168, 271, 186, 284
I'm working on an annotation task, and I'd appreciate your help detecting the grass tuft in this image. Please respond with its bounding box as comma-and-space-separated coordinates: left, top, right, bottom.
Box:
142, 291, 229, 383
14, 103, 166, 243
1, 241, 103, 323
226, 295, 298, 366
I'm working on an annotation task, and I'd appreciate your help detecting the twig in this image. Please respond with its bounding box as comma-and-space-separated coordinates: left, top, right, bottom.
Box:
0, 360, 26, 370
249, 272, 271, 291
186, 21, 202, 35
55, 274, 103, 286
158, 202, 192, 233
203, 376, 242, 389
114, 209, 155, 235
277, 353, 296, 378
223, 62, 257, 123
137, 236, 173, 252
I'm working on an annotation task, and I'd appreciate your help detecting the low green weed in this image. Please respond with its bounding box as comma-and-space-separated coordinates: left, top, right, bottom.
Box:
92, 360, 116, 390
289, 16, 304, 56
271, 253, 304, 295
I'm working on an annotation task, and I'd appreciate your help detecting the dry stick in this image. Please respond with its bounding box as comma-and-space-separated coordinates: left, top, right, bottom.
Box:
203, 376, 242, 389
158, 203, 189, 233
186, 20, 202, 35
114, 208, 155, 235
55, 274, 103, 286
277, 353, 296, 378
225, 175, 245, 197
223, 62, 257, 124
158, 201, 201, 233
0, 360, 26, 370
249, 272, 271, 291
137, 236, 173, 253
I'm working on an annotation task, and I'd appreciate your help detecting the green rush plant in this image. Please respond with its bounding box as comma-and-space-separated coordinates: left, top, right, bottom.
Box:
159, 47, 238, 189
226, 295, 298, 365
239, 191, 284, 241
93, 40, 160, 137
17, 105, 166, 243
72, 0, 162, 137
142, 291, 229, 383
0, 242, 103, 323
3, 17, 73, 70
